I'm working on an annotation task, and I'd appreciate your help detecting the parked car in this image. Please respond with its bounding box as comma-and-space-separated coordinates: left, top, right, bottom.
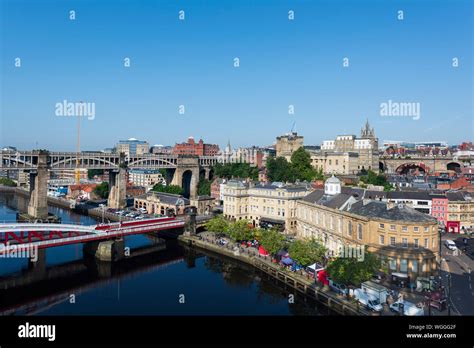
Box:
328, 279, 348, 295
445, 239, 457, 251
390, 301, 424, 316
353, 288, 383, 312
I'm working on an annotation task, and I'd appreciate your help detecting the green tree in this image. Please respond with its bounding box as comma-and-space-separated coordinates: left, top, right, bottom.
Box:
212, 163, 258, 180
205, 215, 229, 234
258, 228, 286, 255
290, 147, 316, 181
359, 169, 392, 191
326, 251, 382, 286
227, 220, 254, 241
266, 156, 296, 182
87, 169, 104, 179
0, 177, 17, 187
289, 239, 327, 266
94, 182, 109, 199
197, 179, 212, 196
152, 183, 183, 195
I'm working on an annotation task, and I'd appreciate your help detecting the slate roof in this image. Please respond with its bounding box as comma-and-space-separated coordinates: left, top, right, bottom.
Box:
302, 190, 353, 209
348, 200, 437, 222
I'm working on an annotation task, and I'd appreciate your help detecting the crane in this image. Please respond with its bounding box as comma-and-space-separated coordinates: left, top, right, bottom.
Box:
75, 102, 82, 184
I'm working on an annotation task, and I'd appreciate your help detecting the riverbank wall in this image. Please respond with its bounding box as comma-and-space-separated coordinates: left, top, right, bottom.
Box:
179, 234, 374, 316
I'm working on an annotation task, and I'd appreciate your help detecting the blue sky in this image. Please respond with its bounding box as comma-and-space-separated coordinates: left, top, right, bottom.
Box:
1, 0, 472, 151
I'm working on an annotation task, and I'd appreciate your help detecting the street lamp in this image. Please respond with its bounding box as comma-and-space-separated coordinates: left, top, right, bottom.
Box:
446, 273, 452, 316
99, 204, 105, 224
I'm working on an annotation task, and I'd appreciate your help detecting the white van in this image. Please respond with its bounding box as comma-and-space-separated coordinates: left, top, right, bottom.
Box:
390, 301, 424, 316
353, 288, 383, 312
445, 240, 457, 251
361, 281, 388, 304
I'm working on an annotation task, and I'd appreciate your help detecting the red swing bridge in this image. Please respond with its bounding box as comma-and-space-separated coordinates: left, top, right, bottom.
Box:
0, 217, 185, 254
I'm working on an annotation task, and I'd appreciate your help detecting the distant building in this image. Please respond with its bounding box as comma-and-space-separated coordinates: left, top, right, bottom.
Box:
275, 132, 304, 161
128, 169, 165, 190
296, 175, 439, 278
218, 142, 264, 167
446, 191, 474, 233
150, 144, 173, 154
317, 119, 379, 173
173, 137, 219, 156
222, 180, 313, 233
117, 138, 149, 157
134, 191, 214, 216
211, 178, 226, 203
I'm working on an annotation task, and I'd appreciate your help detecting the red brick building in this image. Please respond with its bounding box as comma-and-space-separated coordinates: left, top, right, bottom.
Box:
172, 137, 220, 156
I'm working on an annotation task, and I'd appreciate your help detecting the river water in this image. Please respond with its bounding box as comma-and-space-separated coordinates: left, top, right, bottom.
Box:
0, 192, 330, 315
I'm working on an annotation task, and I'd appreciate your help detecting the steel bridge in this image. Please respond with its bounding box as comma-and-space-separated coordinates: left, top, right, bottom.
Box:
0, 151, 217, 170
0, 218, 185, 253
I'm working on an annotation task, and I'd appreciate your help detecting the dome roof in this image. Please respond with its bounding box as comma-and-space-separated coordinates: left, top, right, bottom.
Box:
326, 175, 341, 184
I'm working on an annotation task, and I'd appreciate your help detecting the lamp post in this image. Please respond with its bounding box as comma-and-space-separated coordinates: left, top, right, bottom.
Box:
99, 204, 105, 224
446, 273, 452, 316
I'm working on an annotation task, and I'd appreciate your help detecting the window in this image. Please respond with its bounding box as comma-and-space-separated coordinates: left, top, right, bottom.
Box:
358, 224, 363, 240
424, 238, 428, 248
389, 258, 397, 271
390, 237, 396, 246
400, 259, 408, 273
390, 225, 396, 231
402, 238, 408, 248
379, 223, 385, 229
348, 221, 353, 236
402, 226, 408, 232
412, 260, 418, 273
424, 226, 429, 232
379, 235, 385, 245
414, 239, 419, 249
414, 226, 419, 232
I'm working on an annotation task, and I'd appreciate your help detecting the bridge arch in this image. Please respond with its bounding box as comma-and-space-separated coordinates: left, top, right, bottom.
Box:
182, 170, 193, 199
50, 156, 118, 168
379, 161, 386, 172
396, 162, 429, 175
446, 162, 461, 173
127, 157, 177, 168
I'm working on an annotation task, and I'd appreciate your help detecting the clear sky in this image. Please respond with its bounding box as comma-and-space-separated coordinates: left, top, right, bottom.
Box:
1, 0, 472, 151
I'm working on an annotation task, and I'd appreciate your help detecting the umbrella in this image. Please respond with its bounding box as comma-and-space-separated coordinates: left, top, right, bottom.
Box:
281, 257, 293, 266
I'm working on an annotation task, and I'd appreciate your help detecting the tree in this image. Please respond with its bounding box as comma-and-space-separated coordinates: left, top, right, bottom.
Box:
289, 239, 326, 267
258, 228, 286, 255
205, 215, 229, 234
197, 179, 211, 196
0, 178, 17, 187
227, 220, 254, 241
87, 169, 104, 179
212, 163, 258, 181
152, 183, 183, 195
94, 182, 109, 199
266, 156, 295, 182
359, 169, 392, 191
326, 251, 382, 286
290, 147, 317, 181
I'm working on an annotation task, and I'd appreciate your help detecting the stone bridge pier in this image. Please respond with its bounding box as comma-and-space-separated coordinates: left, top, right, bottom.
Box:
108, 153, 127, 209
108, 167, 127, 209
27, 151, 49, 219
171, 155, 200, 199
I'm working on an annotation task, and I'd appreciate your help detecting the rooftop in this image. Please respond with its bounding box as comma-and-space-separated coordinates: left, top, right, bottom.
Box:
348, 200, 437, 223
